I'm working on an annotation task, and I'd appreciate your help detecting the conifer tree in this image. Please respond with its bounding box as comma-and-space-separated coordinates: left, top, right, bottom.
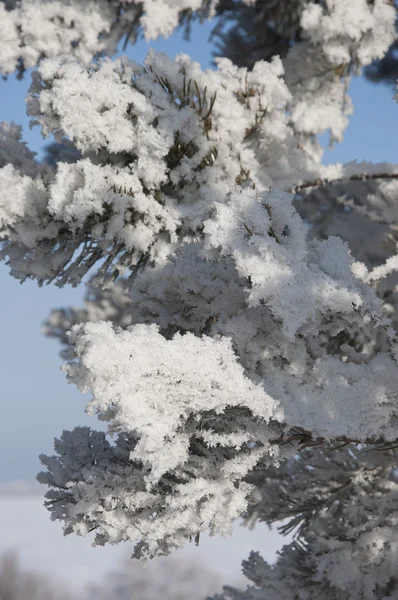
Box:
1, 1, 398, 597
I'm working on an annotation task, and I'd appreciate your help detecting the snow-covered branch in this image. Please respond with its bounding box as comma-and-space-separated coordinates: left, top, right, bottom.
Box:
216, 444, 398, 600
0, 50, 319, 285
38, 186, 398, 559
1, 1, 398, 594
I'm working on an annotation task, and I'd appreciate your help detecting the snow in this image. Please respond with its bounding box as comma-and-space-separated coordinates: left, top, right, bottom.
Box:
0, 484, 286, 591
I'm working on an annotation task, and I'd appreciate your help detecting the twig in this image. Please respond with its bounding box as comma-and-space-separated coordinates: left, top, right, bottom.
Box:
291, 172, 398, 194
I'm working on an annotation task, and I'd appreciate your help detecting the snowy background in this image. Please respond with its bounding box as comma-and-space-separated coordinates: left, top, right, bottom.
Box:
0, 16, 397, 594
0, 481, 287, 592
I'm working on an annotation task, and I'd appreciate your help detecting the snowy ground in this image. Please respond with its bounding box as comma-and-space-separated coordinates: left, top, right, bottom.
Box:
0, 481, 287, 593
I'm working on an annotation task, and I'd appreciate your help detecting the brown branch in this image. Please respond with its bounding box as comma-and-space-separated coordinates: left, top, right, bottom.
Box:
291, 171, 398, 194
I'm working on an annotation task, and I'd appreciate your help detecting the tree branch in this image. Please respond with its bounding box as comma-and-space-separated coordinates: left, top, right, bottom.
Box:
291, 171, 398, 194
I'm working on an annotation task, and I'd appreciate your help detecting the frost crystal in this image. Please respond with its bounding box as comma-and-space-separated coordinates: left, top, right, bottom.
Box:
38, 187, 398, 558
1, 0, 398, 593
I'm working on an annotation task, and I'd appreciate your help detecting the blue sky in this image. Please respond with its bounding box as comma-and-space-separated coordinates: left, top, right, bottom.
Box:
0, 21, 397, 482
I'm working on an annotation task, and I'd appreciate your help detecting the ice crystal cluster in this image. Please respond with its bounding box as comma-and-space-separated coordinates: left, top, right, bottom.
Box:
215, 443, 398, 600
2, 0, 398, 598
0, 0, 218, 75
